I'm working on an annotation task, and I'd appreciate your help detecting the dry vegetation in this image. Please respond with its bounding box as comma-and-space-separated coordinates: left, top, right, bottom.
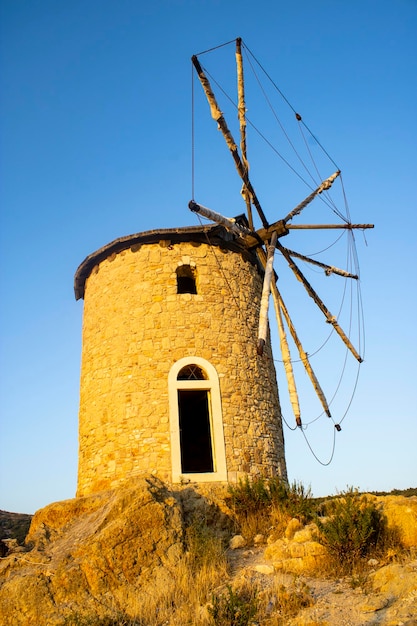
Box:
57, 479, 413, 626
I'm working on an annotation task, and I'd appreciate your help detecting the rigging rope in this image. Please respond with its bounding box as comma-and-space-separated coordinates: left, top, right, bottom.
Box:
193, 38, 237, 57
201, 65, 315, 192
191, 62, 195, 201
301, 424, 337, 466
242, 41, 341, 172
243, 48, 317, 189
201, 64, 347, 217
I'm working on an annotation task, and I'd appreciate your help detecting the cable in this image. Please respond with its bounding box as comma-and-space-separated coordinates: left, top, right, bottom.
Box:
198, 59, 346, 218
191, 61, 195, 201
194, 38, 237, 57
242, 41, 340, 172
201, 64, 315, 191
243, 48, 318, 188
301, 424, 337, 466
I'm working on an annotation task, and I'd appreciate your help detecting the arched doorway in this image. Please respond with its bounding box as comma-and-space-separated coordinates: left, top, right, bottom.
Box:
168, 357, 227, 482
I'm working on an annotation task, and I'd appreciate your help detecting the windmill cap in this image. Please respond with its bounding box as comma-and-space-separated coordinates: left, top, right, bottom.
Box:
74, 217, 253, 301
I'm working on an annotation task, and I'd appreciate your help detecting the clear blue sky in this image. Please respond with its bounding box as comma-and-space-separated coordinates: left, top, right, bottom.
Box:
1, 0, 416, 514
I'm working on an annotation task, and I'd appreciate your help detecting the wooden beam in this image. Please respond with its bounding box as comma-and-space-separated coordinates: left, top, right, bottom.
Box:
280, 246, 359, 279
282, 171, 340, 224
277, 241, 363, 363
287, 223, 374, 230
257, 231, 278, 355
235, 38, 254, 230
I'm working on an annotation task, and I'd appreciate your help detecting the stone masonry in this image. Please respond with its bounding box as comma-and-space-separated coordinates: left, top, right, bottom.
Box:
74, 224, 287, 496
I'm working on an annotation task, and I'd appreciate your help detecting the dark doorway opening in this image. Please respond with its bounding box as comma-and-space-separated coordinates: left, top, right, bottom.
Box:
178, 389, 214, 473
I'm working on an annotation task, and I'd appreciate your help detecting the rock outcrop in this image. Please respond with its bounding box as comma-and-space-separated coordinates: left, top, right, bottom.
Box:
0, 477, 230, 625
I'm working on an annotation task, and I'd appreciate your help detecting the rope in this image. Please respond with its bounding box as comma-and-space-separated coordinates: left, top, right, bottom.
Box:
243, 48, 317, 188
195, 214, 251, 334
202, 65, 314, 191
301, 425, 337, 466
198, 61, 344, 217
194, 38, 237, 57
339, 363, 361, 425
242, 41, 340, 172
281, 412, 299, 432
202, 66, 342, 222
191, 61, 195, 201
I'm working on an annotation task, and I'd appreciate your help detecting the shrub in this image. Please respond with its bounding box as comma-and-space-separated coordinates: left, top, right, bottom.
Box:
227, 476, 314, 541
208, 578, 313, 626
315, 488, 388, 573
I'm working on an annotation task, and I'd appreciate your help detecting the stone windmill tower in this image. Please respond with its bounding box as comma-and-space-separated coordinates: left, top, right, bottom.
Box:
74, 38, 372, 499
74, 221, 287, 497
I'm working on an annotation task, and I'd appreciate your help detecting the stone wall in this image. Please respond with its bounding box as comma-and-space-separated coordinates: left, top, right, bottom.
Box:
76, 233, 287, 496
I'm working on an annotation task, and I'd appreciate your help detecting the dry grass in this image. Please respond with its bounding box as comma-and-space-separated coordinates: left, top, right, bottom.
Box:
63, 480, 412, 625
207, 575, 314, 626
63, 511, 314, 626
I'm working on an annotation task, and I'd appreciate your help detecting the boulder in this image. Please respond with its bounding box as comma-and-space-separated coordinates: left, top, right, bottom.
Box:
0, 476, 228, 625
229, 534, 246, 549
265, 523, 327, 574
370, 562, 417, 598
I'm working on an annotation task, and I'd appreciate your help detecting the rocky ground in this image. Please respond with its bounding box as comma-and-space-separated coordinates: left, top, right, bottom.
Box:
1, 478, 416, 625
228, 544, 417, 625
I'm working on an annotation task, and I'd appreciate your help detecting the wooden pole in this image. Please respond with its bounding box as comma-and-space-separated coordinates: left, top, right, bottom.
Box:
188, 200, 252, 237
277, 241, 363, 362
272, 283, 302, 427
257, 231, 278, 355
235, 38, 254, 230
287, 224, 374, 230
280, 246, 359, 279
244, 221, 374, 248
273, 281, 332, 419
282, 171, 340, 224
257, 246, 331, 425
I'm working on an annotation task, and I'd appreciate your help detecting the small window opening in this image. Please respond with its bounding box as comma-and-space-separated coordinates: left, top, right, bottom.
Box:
176, 265, 197, 294
177, 365, 207, 380
178, 389, 214, 473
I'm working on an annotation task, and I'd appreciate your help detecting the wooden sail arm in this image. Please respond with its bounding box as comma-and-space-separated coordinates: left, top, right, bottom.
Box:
188, 201, 253, 237
236, 38, 249, 174
236, 37, 254, 230
272, 286, 302, 427
256, 246, 301, 425
257, 231, 278, 355
245, 221, 375, 247
282, 171, 340, 224
257, 245, 331, 424
277, 241, 363, 363
287, 223, 374, 230
192, 54, 269, 229
272, 280, 331, 418
280, 246, 359, 279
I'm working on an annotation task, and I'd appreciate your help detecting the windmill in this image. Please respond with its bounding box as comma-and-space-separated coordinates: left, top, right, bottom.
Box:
188, 38, 373, 438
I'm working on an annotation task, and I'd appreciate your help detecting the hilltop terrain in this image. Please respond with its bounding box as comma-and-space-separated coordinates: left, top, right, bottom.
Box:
0, 478, 416, 625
